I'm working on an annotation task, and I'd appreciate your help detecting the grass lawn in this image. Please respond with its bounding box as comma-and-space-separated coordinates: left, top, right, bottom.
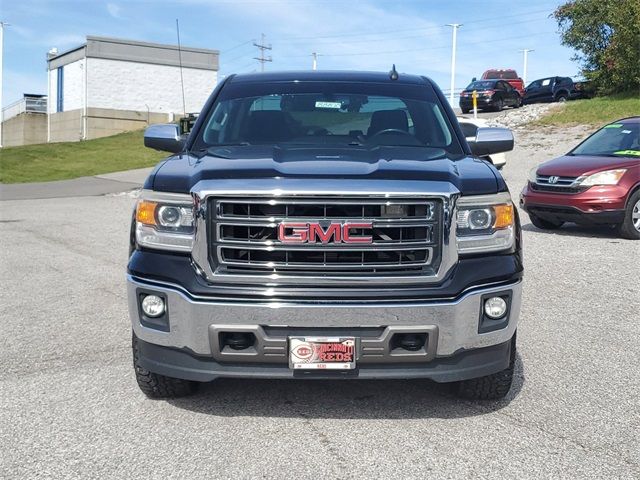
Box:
538, 93, 640, 126
0, 129, 165, 183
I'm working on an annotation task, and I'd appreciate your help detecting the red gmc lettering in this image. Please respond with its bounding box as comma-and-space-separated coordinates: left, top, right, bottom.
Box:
278, 222, 373, 244
278, 223, 308, 243
342, 223, 373, 244
309, 223, 342, 243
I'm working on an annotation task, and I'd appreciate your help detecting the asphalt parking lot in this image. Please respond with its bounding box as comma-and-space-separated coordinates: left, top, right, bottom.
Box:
1, 124, 639, 479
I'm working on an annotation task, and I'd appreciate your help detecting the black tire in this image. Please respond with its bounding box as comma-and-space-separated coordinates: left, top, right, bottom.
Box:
455, 334, 516, 400
515, 96, 522, 108
555, 94, 568, 103
616, 190, 640, 240
132, 334, 197, 399
494, 99, 503, 111
461, 108, 470, 114
529, 213, 564, 230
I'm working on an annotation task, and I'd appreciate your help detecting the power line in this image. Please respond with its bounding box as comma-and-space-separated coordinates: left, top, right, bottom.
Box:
221, 39, 254, 54
282, 30, 555, 58
277, 7, 553, 41
275, 15, 550, 50
253, 33, 272, 72
223, 46, 257, 66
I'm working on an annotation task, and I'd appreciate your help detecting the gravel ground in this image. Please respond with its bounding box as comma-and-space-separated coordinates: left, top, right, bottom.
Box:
1, 118, 639, 479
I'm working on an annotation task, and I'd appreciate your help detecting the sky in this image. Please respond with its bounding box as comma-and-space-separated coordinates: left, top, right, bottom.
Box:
1, 0, 580, 108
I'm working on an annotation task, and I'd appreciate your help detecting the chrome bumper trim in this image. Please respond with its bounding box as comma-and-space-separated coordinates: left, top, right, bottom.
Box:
128, 275, 522, 359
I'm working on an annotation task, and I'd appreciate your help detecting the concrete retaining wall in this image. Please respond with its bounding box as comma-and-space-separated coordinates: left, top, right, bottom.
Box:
85, 107, 170, 139
1, 113, 47, 147
49, 109, 83, 143
48, 107, 171, 142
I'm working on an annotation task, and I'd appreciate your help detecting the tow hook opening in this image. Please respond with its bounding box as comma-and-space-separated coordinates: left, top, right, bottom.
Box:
220, 332, 256, 351
391, 333, 427, 352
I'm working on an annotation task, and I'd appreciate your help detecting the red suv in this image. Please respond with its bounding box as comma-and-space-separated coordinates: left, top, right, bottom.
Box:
481, 69, 525, 96
520, 117, 640, 239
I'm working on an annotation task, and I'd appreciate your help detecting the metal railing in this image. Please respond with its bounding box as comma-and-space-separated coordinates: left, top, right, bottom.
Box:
1, 96, 48, 122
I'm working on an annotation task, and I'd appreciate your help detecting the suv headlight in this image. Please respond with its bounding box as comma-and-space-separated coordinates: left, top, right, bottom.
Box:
456, 192, 515, 254
528, 167, 538, 184
135, 190, 194, 252
577, 169, 626, 186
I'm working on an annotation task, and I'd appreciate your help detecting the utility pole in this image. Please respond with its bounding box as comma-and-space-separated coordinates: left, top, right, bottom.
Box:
312, 52, 318, 71
253, 33, 272, 72
519, 49, 534, 86
0, 22, 8, 148
446, 23, 462, 106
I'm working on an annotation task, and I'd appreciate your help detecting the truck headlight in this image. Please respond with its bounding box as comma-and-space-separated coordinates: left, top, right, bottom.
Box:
577, 169, 626, 186
135, 191, 194, 252
456, 192, 515, 254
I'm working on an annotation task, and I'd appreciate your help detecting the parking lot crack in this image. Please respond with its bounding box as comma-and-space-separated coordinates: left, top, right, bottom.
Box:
470, 403, 639, 470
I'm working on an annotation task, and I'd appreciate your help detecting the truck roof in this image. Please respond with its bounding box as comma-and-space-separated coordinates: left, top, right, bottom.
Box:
228, 70, 432, 86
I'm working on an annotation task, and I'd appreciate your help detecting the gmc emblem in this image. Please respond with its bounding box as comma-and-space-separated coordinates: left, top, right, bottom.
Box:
278, 222, 373, 244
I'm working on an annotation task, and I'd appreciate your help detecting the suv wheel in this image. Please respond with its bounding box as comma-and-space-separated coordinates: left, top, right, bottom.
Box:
556, 94, 568, 103
132, 334, 198, 399
529, 213, 564, 230
461, 108, 470, 114
494, 99, 503, 111
617, 190, 640, 240
454, 334, 516, 400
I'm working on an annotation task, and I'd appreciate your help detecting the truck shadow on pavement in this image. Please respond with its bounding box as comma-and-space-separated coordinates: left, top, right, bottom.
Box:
166, 354, 524, 419
522, 222, 622, 239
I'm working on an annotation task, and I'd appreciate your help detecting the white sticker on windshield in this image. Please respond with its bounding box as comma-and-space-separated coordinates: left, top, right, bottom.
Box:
315, 101, 342, 109
621, 130, 632, 134
541, 79, 551, 86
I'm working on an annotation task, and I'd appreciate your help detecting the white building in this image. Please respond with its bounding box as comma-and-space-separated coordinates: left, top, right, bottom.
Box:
46, 36, 219, 142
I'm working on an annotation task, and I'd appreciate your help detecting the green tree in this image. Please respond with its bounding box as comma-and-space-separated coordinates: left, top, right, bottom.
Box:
554, 0, 640, 95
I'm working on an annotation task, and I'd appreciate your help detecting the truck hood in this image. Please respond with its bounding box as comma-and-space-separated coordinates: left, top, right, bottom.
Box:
147, 145, 504, 195
537, 154, 639, 177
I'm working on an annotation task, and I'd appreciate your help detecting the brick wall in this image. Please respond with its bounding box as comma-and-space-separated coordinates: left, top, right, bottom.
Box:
87, 58, 217, 114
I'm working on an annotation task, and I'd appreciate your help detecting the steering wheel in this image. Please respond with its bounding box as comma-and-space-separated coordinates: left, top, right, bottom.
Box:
368, 128, 414, 140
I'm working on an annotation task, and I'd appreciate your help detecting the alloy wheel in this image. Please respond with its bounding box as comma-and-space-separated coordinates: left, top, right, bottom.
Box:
633, 198, 640, 232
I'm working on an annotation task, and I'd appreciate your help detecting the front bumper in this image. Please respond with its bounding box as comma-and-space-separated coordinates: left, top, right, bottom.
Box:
134, 335, 514, 383
459, 97, 494, 110
128, 275, 522, 380
520, 183, 626, 224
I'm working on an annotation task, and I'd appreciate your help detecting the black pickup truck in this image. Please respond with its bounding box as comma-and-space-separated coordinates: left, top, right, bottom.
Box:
128, 70, 522, 400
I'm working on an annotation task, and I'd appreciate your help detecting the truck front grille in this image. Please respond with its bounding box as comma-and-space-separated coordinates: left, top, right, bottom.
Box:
209, 198, 442, 275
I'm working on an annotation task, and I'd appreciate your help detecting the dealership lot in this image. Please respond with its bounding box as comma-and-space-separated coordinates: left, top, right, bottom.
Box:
1, 126, 638, 478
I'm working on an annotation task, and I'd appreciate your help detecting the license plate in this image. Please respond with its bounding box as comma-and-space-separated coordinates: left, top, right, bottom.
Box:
289, 337, 357, 370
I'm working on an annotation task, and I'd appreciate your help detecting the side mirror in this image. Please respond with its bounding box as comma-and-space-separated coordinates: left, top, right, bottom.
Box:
468, 127, 514, 156
144, 124, 185, 153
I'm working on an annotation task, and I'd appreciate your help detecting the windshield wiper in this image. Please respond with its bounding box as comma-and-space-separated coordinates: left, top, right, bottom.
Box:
211, 142, 252, 147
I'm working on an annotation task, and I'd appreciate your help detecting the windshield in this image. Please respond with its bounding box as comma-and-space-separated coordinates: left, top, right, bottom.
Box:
193, 81, 463, 154
571, 122, 640, 157
466, 81, 495, 90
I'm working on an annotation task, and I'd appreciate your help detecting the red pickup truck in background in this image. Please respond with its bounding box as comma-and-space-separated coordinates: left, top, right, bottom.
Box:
482, 69, 525, 96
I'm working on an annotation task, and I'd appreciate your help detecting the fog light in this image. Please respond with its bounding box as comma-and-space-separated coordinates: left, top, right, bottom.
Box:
484, 297, 507, 319
141, 295, 165, 317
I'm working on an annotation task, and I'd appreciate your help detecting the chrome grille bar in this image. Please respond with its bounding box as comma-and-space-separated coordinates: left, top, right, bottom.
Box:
189, 178, 461, 286
210, 197, 441, 273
